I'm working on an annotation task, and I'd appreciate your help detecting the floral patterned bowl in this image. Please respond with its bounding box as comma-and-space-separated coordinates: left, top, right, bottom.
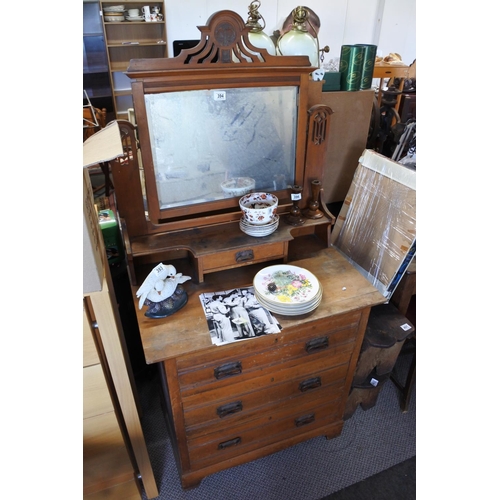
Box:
239, 192, 278, 225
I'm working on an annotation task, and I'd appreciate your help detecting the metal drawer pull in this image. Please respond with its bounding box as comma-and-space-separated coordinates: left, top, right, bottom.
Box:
236, 249, 254, 262
295, 413, 315, 427
214, 361, 243, 379
217, 401, 243, 418
218, 437, 241, 450
305, 336, 329, 353
299, 377, 322, 392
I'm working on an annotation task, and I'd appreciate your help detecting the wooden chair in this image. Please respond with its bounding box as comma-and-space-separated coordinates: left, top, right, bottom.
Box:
83, 105, 107, 141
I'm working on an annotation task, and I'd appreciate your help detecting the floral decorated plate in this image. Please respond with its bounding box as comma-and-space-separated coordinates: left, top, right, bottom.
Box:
253, 265, 320, 305
254, 284, 322, 315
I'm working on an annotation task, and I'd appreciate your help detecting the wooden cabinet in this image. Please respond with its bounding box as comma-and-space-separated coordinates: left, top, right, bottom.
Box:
83, 298, 141, 498
83, 254, 158, 498
133, 247, 385, 489
100, 1, 167, 119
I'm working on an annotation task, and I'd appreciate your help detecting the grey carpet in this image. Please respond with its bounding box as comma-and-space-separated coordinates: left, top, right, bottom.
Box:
319, 456, 416, 500
136, 350, 415, 500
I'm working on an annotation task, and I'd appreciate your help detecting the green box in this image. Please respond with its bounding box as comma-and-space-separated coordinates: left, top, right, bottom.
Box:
322, 72, 341, 92
98, 209, 124, 265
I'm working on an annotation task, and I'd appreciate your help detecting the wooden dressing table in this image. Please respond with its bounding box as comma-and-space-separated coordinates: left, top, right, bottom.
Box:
109, 10, 385, 489
132, 246, 385, 489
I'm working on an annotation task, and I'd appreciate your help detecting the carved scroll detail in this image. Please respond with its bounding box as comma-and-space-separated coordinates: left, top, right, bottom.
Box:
311, 109, 330, 145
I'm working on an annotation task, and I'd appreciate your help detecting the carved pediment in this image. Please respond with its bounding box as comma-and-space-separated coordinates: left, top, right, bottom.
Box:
126, 10, 312, 76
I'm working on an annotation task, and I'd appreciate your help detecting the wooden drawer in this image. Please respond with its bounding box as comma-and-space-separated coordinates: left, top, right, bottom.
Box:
200, 241, 286, 273
183, 356, 350, 434
187, 396, 343, 468
177, 311, 361, 395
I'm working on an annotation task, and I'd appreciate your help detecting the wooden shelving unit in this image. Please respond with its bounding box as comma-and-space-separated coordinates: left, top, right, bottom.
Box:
84, 1, 113, 112
100, 1, 167, 119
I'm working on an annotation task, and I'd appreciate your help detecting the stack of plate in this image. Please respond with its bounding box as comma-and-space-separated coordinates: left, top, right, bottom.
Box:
103, 5, 125, 22
240, 214, 279, 237
126, 15, 144, 21
253, 264, 322, 316
103, 5, 124, 11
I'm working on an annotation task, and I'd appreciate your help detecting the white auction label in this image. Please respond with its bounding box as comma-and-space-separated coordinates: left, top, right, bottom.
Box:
213, 90, 226, 101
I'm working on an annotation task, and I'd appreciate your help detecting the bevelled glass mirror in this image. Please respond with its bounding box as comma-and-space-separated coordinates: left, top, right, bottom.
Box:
144, 85, 298, 210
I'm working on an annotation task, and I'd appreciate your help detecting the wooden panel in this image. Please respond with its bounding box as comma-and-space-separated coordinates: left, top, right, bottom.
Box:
83, 305, 100, 368
86, 273, 159, 498
84, 479, 141, 500
308, 82, 374, 203
83, 411, 136, 496
83, 364, 114, 419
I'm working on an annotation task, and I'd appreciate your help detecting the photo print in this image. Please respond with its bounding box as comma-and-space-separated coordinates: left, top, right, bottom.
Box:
199, 286, 282, 346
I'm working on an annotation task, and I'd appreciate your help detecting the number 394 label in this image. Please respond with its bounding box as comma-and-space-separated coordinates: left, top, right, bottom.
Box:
213, 91, 226, 101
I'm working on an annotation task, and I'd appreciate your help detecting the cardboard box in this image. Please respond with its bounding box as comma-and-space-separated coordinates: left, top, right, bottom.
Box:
322, 72, 341, 92
83, 122, 124, 293
331, 149, 416, 299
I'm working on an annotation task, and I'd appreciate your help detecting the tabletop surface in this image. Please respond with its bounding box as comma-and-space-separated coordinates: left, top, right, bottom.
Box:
131, 246, 386, 364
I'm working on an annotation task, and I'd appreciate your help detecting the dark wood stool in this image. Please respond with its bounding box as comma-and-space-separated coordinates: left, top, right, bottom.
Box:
344, 302, 415, 419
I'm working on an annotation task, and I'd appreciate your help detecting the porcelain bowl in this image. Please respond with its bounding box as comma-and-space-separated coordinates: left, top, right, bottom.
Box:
221, 177, 255, 197
239, 192, 278, 225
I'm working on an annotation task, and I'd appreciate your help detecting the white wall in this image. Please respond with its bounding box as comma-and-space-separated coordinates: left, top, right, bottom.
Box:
164, 0, 416, 65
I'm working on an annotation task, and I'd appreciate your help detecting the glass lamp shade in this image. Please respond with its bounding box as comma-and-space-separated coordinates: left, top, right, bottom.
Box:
277, 29, 319, 67
234, 29, 276, 62
249, 30, 276, 56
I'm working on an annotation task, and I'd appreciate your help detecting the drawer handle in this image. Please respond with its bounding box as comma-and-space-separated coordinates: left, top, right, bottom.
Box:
299, 377, 322, 392
305, 336, 329, 353
214, 361, 242, 380
218, 437, 241, 450
217, 401, 243, 418
295, 413, 315, 427
236, 249, 254, 262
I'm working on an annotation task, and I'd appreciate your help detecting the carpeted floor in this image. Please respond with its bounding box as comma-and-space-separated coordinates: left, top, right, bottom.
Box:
135, 347, 416, 500
320, 456, 416, 500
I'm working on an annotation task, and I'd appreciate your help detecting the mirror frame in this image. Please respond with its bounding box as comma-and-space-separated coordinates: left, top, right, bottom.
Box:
126, 10, 316, 231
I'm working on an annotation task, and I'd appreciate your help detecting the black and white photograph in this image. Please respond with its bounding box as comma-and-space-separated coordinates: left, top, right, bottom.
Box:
199, 287, 282, 346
